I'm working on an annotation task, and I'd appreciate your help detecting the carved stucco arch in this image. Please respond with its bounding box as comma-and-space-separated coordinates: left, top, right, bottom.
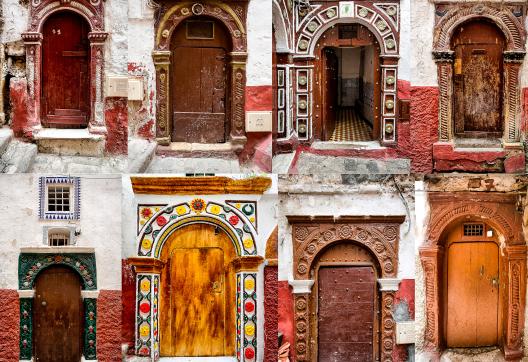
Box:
152, 1, 248, 146
137, 200, 258, 258
288, 217, 404, 362
433, 5, 526, 52
419, 193, 526, 360
272, 0, 291, 52
432, 3, 526, 144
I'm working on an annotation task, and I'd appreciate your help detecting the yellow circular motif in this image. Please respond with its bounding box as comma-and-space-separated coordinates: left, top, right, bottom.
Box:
210, 205, 221, 215
140, 324, 150, 337
236, 203, 241, 208
140, 220, 146, 225
249, 217, 255, 223
244, 279, 255, 291
245, 324, 255, 336
176, 206, 187, 215
140, 279, 151, 292
243, 238, 253, 249
142, 238, 152, 250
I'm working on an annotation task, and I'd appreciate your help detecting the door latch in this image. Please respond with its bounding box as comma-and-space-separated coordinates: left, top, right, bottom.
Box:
480, 265, 484, 277
491, 276, 499, 288
212, 280, 222, 293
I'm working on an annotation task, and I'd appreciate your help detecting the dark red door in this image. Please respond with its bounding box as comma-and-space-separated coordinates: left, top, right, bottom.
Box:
318, 266, 376, 362
34, 266, 82, 362
323, 48, 338, 140
42, 11, 90, 128
171, 19, 229, 143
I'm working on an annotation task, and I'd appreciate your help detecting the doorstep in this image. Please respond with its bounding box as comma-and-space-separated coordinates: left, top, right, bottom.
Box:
310, 140, 385, 150
33, 128, 105, 157
157, 142, 240, 158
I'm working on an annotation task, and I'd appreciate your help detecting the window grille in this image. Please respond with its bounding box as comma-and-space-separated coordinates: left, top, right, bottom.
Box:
48, 232, 70, 246
463, 223, 484, 237
47, 185, 71, 212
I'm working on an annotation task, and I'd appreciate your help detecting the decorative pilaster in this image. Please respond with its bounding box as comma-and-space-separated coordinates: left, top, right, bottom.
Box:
293, 293, 310, 362
88, 32, 109, 134
381, 291, 396, 362
19, 298, 32, 360
153, 50, 171, 145
230, 52, 248, 147
237, 272, 257, 362
433, 51, 454, 142
380, 57, 398, 145
83, 298, 97, 359
503, 51, 525, 144
135, 273, 160, 360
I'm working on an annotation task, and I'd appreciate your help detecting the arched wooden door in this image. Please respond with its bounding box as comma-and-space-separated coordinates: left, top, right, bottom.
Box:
313, 242, 379, 361
41, 11, 90, 128
445, 223, 500, 347
160, 224, 236, 356
171, 18, 231, 143
34, 266, 83, 362
452, 20, 505, 138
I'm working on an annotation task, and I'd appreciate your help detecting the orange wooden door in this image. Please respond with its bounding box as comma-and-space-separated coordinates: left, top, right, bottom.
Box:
42, 11, 90, 128
318, 266, 376, 361
446, 242, 499, 347
165, 247, 225, 356
452, 21, 504, 137
171, 19, 229, 143
34, 266, 82, 362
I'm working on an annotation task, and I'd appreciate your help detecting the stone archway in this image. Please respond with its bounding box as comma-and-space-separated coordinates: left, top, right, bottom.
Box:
432, 3, 526, 144
21, 0, 108, 135
152, 1, 248, 149
419, 192, 526, 360
17, 251, 98, 360
287, 215, 405, 362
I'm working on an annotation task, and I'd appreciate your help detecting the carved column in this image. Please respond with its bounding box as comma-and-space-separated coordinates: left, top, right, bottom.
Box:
293, 293, 310, 362
380, 56, 398, 145
21, 32, 43, 133
419, 245, 444, 352
153, 50, 171, 145
88, 32, 108, 135
504, 245, 527, 360
0, 43, 5, 125
503, 51, 525, 145
229, 51, 248, 148
433, 51, 454, 142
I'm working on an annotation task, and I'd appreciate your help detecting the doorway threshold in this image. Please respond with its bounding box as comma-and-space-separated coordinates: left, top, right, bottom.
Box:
453, 138, 503, 151
311, 141, 385, 150
158, 358, 237, 362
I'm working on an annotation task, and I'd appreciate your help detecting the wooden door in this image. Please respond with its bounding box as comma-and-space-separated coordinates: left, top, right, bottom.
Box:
34, 266, 82, 362
323, 48, 338, 140
446, 242, 499, 347
165, 247, 225, 356
452, 21, 504, 137
42, 11, 90, 128
318, 266, 376, 362
171, 19, 229, 143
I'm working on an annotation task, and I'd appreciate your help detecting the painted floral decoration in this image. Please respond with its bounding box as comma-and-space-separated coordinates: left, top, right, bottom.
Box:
210, 204, 221, 215
245, 348, 255, 359
141, 208, 153, 219
190, 198, 206, 213
245, 301, 255, 313
229, 215, 240, 225
176, 205, 187, 215
243, 238, 253, 249
245, 278, 255, 290
156, 216, 167, 227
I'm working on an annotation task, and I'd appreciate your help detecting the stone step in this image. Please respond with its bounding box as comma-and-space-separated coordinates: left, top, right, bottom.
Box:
30, 154, 127, 173
146, 155, 241, 173
1, 139, 37, 173
33, 128, 105, 156
0, 127, 14, 155
127, 138, 157, 173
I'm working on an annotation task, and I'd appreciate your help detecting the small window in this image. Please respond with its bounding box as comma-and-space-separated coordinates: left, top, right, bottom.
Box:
185, 173, 215, 177
186, 20, 214, 40
339, 24, 358, 39
463, 223, 484, 237
47, 185, 71, 212
48, 231, 70, 246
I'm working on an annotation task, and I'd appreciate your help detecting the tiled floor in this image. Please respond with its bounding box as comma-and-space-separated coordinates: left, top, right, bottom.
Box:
330, 107, 373, 142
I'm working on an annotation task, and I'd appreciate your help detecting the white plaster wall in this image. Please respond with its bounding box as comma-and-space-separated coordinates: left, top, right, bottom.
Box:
278, 176, 416, 282
247, 0, 272, 86
0, 174, 122, 291
398, 0, 411, 82
410, 0, 437, 86
1, 0, 28, 43
104, 0, 128, 76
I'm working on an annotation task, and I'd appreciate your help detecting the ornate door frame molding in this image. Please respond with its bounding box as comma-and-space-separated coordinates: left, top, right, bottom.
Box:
419, 192, 526, 360
22, 0, 108, 136
152, 1, 249, 148
287, 215, 405, 362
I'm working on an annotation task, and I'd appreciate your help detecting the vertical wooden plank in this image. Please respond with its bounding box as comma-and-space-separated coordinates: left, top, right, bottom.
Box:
476, 242, 499, 346
34, 266, 82, 362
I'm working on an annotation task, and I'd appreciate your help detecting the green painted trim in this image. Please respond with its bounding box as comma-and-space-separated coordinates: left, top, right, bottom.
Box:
83, 298, 97, 359
19, 298, 32, 360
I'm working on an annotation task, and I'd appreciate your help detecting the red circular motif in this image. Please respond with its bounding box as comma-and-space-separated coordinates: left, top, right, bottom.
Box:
139, 303, 150, 314
191, 199, 205, 212
229, 215, 240, 225
156, 216, 167, 226
245, 301, 255, 313
141, 208, 153, 218
245, 348, 255, 359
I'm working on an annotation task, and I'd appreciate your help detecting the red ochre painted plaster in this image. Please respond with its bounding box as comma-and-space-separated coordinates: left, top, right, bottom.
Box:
397, 79, 411, 101
121, 260, 136, 352
246, 85, 272, 111
97, 290, 122, 361
278, 281, 295, 361
10, 77, 36, 139
264, 267, 278, 362
522, 87, 528, 134
409, 86, 438, 174
392, 279, 415, 362
0, 289, 19, 361
104, 98, 128, 155
239, 133, 272, 172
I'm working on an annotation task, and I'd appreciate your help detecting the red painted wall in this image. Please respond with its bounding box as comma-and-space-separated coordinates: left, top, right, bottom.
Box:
121, 260, 136, 352
97, 290, 122, 361
264, 267, 278, 362
104, 98, 128, 155
10, 78, 34, 139
0, 289, 19, 361
278, 281, 294, 361
392, 279, 415, 362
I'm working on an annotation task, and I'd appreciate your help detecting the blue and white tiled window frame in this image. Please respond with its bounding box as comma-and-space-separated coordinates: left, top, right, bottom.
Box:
39, 177, 81, 220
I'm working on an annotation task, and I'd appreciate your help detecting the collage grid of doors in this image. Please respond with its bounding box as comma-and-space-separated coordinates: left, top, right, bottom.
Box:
1, 0, 528, 361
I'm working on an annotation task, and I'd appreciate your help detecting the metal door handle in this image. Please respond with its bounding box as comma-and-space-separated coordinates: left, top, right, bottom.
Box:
480, 265, 484, 276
